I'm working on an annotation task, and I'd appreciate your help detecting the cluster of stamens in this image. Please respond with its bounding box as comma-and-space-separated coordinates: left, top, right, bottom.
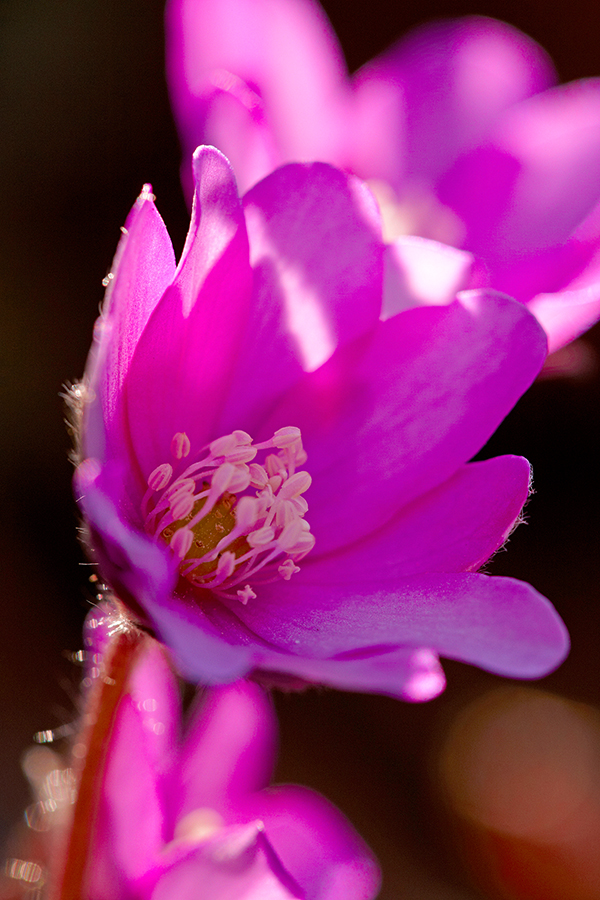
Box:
142, 427, 314, 604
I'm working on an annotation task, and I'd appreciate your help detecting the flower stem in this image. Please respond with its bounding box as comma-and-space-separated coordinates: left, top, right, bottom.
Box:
52, 626, 143, 900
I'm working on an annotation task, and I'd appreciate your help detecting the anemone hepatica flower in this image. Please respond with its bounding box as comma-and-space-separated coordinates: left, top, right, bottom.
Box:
74, 145, 568, 700
166, 1, 600, 352
81, 607, 378, 899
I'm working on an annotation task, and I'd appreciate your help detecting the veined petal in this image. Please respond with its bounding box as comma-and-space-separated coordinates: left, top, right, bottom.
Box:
166, 0, 349, 195
233, 572, 569, 682
352, 16, 555, 191
137, 594, 444, 701
217, 162, 383, 433
307, 455, 531, 577
176, 682, 277, 820
244, 163, 383, 364
142, 589, 255, 685
125, 147, 253, 482
263, 291, 546, 553
83, 187, 176, 464
239, 786, 381, 900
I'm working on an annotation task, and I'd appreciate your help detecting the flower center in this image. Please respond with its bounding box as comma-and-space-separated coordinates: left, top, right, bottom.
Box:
173, 808, 224, 845
143, 427, 314, 604
367, 179, 466, 246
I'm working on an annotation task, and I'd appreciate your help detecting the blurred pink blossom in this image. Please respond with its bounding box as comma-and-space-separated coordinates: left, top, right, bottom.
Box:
82, 605, 379, 899
166, 2, 600, 351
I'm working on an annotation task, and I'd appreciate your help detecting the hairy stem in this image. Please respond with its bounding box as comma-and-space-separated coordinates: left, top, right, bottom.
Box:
53, 624, 144, 900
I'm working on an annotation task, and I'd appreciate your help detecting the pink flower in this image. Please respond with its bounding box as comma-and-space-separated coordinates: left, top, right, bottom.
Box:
166, 1, 600, 351
82, 605, 379, 899
74, 145, 568, 700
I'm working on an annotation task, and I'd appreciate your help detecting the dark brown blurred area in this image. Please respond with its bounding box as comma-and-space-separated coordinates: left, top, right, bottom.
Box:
1, 1, 599, 897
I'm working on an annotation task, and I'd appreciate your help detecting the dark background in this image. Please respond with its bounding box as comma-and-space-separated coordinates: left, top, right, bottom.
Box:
1, 1, 599, 897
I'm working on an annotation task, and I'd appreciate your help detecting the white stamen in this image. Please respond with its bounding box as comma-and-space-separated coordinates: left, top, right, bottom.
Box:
209, 433, 238, 457
234, 496, 261, 530
215, 552, 236, 580
171, 432, 191, 460
292, 496, 309, 515
224, 465, 252, 493
265, 454, 284, 477
147, 463, 173, 492
145, 427, 314, 599
272, 426, 302, 447
247, 526, 276, 547
278, 519, 305, 551
232, 430, 252, 443
275, 499, 298, 529
248, 464, 268, 488
171, 527, 193, 559
268, 474, 283, 492
279, 471, 312, 500
210, 462, 236, 494
165, 477, 195, 499
169, 490, 195, 522
225, 444, 258, 464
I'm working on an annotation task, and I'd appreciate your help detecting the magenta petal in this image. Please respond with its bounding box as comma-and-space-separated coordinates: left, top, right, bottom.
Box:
478, 80, 600, 258
176, 682, 277, 820
77, 469, 252, 683
243, 163, 383, 361
352, 16, 555, 190
146, 595, 445, 700
265, 292, 546, 553
217, 162, 383, 433
184, 86, 280, 203
240, 786, 381, 900
83, 188, 176, 464
75, 466, 178, 617
307, 455, 531, 578
92, 695, 164, 886
254, 646, 446, 702
529, 284, 600, 353
125, 641, 181, 786
382, 236, 473, 317
437, 143, 521, 257
142, 592, 255, 686
349, 66, 405, 187
151, 823, 302, 900
236, 573, 569, 682
166, 0, 349, 195
125, 147, 253, 479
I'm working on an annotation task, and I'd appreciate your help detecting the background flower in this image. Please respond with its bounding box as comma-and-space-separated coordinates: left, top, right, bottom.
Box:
166, 0, 600, 351
81, 607, 379, 900
75, 145, 567, 700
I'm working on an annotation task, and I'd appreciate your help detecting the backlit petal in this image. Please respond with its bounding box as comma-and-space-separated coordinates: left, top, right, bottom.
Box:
125, 147, 253, 480
263, 292, 546, 553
